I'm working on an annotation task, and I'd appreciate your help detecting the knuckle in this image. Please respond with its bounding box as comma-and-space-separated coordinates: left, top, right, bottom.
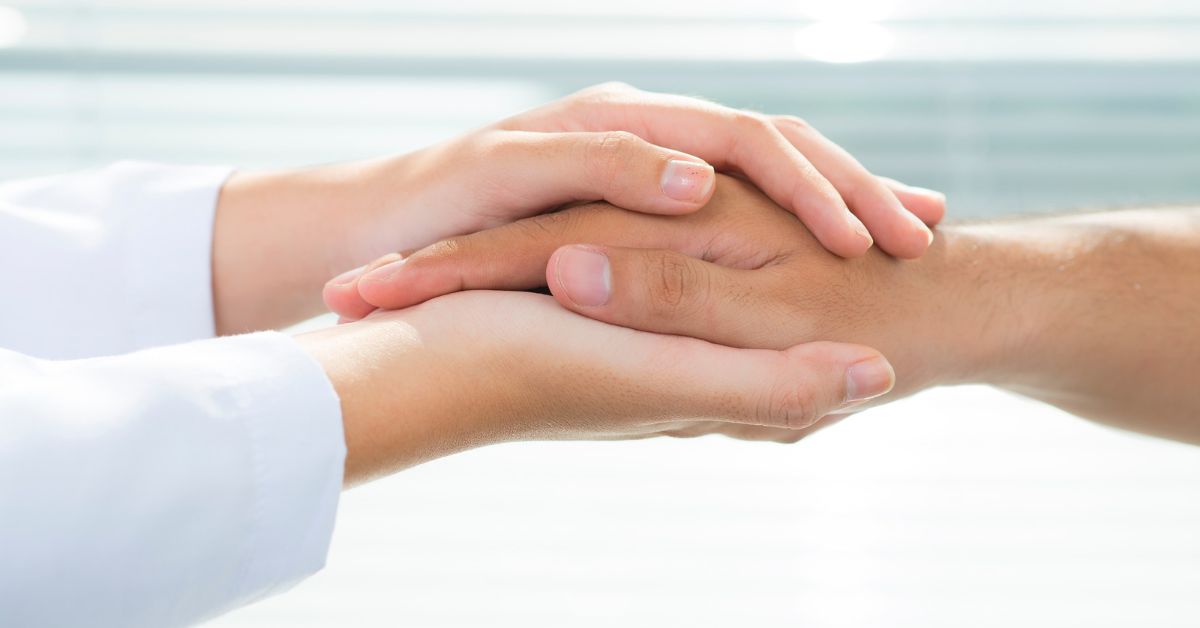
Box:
646, 254, 695, 315
733, 111, 773, 135
760, 381, 819, 429
512, 209, 578, 242
774, 114, 812, 133
418, 236, 468, 264
584, 130, 641, 188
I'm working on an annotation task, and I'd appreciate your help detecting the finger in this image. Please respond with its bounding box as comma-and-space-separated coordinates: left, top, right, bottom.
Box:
483, 130, 717, 215
548, 242, 911, 410
507, 85, 873, 257
655, 338, 895, 429
322, 253, 401, 321
355, 206, 696, 311
877, 176, 947, 226
771, 115, 934, 259
546, 244, 788, 348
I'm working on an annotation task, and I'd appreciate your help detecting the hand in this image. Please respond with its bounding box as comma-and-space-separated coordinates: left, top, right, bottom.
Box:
216, 83, 944, 332
328, 175, 988, 403
362, 81, 945, 258
295, 290, 896, 485
375, 82, 944, 259
483, 82, 945, 256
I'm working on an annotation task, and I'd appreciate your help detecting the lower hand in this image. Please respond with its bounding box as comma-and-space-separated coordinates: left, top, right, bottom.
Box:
296, 290, 895, 485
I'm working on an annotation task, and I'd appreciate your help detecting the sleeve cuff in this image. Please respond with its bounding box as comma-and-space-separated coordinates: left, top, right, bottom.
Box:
216, 331, 347, 607
113, 161, 235, 348
0, 330, 346, 626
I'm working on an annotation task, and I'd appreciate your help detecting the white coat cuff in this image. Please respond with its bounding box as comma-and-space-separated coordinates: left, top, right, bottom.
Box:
215, 331, 347, 607
114, 161, 235, 348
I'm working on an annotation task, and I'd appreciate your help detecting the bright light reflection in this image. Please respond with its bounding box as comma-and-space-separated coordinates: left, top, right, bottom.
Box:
0, 5, 28, 48
795, 20, 894, 63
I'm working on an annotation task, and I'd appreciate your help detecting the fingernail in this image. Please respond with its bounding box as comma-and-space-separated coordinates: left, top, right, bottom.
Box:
361, 257, 407, 284
329, 265, 366, 286
554, 245, 612, 307
660, 159, 715, 203
844, 356, 895, 403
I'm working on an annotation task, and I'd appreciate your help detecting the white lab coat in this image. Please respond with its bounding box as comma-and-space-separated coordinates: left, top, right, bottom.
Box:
0, 162, 347, 627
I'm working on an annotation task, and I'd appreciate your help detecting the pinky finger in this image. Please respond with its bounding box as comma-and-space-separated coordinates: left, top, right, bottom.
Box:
877, 176, 947, 226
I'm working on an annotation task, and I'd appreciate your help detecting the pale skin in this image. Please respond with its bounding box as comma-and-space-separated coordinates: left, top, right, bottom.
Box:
210, 85, 946, 485
330, 176, 1200, 446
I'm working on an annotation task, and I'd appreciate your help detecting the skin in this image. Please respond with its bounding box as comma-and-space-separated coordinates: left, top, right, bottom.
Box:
331, 175, 1200, 445
296, 291, 893, 486
214, 83, 944, 334
211, 85, 946, 483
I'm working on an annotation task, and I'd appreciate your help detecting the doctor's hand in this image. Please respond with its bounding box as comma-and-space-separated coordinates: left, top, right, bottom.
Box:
352, 82, 943, 261
214, 83, 944, 334
328, 175, 984, 405
294, 290, 895, 485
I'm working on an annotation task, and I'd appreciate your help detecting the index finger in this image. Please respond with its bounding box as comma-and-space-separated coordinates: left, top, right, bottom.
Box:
349, 205, 699, 314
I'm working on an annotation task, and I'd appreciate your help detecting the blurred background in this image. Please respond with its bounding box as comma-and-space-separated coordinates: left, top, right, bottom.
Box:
2, 1, 1199, 627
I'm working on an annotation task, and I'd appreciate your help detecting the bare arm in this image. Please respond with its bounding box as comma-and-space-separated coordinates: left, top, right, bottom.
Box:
946, 208, 1200, 441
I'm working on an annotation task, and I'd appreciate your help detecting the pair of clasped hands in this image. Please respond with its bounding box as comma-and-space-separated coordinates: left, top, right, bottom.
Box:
294, 84, 948, 482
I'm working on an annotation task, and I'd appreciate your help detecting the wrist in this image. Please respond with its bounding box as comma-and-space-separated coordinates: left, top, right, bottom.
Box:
895, 225, 1037, 389
294, 312, 506, 486
295, 320, 429, 486
916, 221, 1089, 390
212, 154, 419, 333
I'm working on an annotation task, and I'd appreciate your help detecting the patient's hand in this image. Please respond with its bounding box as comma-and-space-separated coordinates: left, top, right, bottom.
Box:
329, 175, 968, 404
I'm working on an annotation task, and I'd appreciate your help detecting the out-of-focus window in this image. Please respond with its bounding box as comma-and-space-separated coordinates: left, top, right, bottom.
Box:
2, 0, 1199, 215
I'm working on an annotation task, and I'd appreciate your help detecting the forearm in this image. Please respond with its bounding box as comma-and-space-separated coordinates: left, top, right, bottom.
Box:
211, 156, 417, 334
936, 208, 1200, 442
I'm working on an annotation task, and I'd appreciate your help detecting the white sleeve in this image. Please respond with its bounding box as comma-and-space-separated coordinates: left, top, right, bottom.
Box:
0, 332, 347, 628
0, 164, 348, 626
0, 161, 233, 359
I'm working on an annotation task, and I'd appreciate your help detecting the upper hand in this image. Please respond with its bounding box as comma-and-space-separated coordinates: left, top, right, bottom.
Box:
337, 83, 945, 285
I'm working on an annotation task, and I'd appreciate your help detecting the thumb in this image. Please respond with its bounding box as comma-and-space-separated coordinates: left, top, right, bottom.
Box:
775, 341, 897, 425
640, 335, 896, 429
517, 287, 896, 429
